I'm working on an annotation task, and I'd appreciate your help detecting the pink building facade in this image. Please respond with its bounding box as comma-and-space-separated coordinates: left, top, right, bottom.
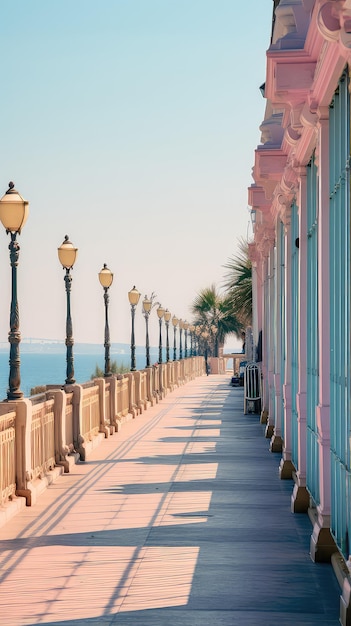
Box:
248, 1, 351, 622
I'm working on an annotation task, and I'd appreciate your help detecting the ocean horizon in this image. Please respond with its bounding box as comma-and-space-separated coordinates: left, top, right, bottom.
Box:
0, 347, 161, 399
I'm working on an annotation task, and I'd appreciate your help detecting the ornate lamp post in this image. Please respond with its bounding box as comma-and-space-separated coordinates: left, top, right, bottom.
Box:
98, 264, 113, 377
179, 319, 183, 360
58, 235, 78, 385
128, 286, 141, 371
183, 321, 189, 358
164, 309, 171, 362
156, 304, 165, 363
172, 315, 178, 361
0, 182, 29, 400
189, 325, 195, 356
142, 295, 152, 368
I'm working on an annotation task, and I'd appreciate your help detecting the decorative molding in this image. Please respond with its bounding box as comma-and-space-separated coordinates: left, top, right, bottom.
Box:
317, 0, 351, 49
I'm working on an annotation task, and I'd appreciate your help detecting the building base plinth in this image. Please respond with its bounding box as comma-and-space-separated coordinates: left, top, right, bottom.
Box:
310, 518, 338, 563
270, 434, 283, 453
340, 573, 351, 626
265, 423, 274, 438
260, 409, 268, 424
279, 458, 295, 479
291, 484, 310, 513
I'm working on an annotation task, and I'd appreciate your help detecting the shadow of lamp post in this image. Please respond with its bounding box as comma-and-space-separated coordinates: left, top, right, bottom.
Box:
0, 182, 29, 400
172, 315, 178, 361
98, 264, 113, 377
58, 235, 78, 385
128, 286, 140, 371
164, 309, 171, 362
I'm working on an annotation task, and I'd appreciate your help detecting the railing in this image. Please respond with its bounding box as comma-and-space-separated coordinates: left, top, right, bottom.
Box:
81, 384, 100, 441
105, 381, 111, 426
31, 399, 55, 481
0, 356, 205, 510
0, 411, 16, 505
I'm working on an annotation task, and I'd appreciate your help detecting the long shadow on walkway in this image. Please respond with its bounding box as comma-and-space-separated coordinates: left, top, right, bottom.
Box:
0, 381, 341, 626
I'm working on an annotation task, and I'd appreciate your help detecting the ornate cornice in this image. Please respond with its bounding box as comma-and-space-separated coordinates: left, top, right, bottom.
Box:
253, 223, 276, 259
317, 0, 351, 50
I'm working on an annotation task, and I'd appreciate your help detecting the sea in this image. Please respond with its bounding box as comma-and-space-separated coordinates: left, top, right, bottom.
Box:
0, 346, 161, 399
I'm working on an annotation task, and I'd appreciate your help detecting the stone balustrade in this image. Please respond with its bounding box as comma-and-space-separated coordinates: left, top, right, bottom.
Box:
0, 356, 205, 516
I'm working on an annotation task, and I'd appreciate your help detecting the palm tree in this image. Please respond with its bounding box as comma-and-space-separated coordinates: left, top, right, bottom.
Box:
191, 285, 242, 356
223, 238, 252, 327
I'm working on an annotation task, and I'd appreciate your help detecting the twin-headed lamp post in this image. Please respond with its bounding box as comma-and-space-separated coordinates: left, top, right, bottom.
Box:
0, 182, 29, 400
128, 286, 141, 371
99, 264, 113, 376
58, 235, 78, 385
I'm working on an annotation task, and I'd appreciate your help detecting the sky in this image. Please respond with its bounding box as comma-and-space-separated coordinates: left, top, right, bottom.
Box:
0, 0, 272, 351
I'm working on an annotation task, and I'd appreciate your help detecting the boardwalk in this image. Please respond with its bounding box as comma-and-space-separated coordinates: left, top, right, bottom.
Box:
0, 376, 341, 625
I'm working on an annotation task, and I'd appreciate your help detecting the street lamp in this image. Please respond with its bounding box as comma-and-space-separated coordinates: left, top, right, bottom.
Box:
98, 264, 113, 377
183, 321, 189, 358
0, 182, 29, 400
156, 304, 165, 363
172, 315, 178, 361
142, 295, 152, 367
128, 286, 141, 371
164, 309, 171, 362
179, 319, 183, 360
58, 235, 78, 385
189, 325, 195, 356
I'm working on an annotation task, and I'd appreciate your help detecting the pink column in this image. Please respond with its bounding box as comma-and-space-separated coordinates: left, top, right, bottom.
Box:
310, 108, 335, 562
270, 230, 283, 453
291, 168, 310, 512
266, 246, 276, 439
280, 210, 295, 477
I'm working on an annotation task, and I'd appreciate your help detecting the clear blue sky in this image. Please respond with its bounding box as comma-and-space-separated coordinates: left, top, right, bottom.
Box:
0, 0, 272, 349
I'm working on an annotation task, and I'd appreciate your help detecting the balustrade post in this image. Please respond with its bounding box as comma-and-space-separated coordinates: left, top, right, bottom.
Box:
50, 389, 74, 472
94, 377, 109, 438
71, 384, 84, 460
12, 399, 35, 505
109, 376, 118, 431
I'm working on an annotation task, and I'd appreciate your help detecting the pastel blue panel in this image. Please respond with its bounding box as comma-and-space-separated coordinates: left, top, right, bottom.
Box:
279, 221, 286, 440
306, 154, 319, 505
291, 203, 299, 468
329, 69, 350, 558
